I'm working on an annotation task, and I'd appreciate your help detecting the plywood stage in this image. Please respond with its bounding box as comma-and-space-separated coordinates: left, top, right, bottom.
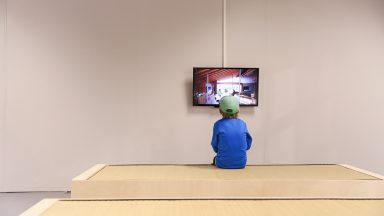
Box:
21, 199, 384, 216
71, 164, 384, 199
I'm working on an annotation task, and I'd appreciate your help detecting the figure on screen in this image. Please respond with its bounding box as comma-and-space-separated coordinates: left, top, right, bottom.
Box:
211, 96, 252, 169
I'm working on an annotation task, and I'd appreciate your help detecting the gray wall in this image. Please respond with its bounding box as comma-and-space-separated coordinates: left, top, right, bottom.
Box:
0, 0, 384, 191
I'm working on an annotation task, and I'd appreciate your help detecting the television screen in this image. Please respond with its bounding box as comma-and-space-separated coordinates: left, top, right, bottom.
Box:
193, 67, 259, 106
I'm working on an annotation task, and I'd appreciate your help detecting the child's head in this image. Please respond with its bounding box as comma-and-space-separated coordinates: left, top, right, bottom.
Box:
219, 96, 239, 119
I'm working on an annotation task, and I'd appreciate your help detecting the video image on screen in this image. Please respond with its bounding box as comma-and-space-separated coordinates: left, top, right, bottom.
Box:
193, 68, 259, 106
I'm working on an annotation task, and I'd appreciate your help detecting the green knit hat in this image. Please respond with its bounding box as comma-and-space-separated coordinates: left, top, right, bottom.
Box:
219, 95, 239, 115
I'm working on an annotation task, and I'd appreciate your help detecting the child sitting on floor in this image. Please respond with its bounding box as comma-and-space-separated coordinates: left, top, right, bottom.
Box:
211, 95, 252, 169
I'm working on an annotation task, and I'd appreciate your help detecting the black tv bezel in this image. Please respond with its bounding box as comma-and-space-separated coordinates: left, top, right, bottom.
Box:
193, 67, 259, 107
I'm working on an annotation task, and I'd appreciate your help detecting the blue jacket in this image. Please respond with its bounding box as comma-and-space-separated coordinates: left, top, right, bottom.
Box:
211, 118, 252, 169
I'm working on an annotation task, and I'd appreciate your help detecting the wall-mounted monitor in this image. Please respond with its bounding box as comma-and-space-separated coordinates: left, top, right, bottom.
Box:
193, 67, 259, 106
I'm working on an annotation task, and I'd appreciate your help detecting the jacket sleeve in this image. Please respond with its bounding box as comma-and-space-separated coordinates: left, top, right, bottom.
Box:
211, 123, 219, 153
245, 126, 252, 150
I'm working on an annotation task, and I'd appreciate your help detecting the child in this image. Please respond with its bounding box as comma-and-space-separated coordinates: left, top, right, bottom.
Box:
211, 95, 252, 169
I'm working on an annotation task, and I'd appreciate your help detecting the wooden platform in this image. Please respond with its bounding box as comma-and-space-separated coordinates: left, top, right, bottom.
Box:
71, 164, 384, 199
21, 199, 384, 216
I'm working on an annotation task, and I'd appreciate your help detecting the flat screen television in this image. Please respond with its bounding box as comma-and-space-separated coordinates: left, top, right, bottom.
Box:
193, 67, 259, 106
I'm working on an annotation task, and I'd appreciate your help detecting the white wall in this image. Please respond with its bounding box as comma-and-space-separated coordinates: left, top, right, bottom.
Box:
0, 0, 384, 191
261, 0, 384, 166
0, 0, 7, 192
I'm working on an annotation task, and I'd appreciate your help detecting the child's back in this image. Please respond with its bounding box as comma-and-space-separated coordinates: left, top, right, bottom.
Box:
211, 96, 252, 169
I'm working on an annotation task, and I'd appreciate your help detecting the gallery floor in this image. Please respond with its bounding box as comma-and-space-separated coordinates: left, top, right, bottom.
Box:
6, 164, 384, 215
0, 191, 70, 216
